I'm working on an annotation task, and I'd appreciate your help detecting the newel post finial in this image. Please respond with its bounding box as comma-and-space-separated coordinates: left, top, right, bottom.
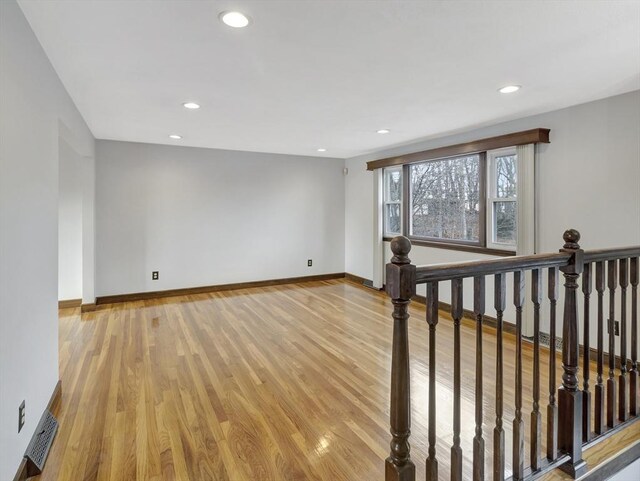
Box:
390, 236, 412, 265
558, 228, 587, 477
563, 229, 581, 250
385, 236, 416, 481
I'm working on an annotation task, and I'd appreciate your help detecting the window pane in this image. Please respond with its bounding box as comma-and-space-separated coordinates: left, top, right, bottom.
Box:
385, 169, 402, 202
385, 203, 401, 235
410, 155, 480, 242
496, 154, 517, 198
493, 201, 517, 244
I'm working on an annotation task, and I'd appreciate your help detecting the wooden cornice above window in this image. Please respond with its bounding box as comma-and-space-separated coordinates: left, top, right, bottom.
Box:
366, 128, 550, 171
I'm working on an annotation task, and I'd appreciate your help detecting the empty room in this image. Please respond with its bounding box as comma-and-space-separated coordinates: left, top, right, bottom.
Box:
2, 1, 640, 480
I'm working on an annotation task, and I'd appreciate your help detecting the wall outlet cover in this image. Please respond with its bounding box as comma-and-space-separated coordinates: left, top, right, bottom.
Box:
18, 400, 25, 433
608, 319, 621, 336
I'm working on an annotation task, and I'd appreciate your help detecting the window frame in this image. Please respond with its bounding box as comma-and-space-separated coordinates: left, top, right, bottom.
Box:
486, 147, 518, 251
382, 151, 517, 257
383, 166, 403, 238
404, 153, 487, 248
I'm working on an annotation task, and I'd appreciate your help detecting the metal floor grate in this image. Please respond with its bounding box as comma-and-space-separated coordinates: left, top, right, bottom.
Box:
539, 332, 564, 350
25, 410, 58, 474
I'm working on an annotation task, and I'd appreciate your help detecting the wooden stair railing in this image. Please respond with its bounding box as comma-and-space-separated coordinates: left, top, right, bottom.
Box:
384, 229, 640, 481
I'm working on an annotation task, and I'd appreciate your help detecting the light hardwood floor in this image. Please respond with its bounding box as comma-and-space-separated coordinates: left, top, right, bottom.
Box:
38, 279, 635, 481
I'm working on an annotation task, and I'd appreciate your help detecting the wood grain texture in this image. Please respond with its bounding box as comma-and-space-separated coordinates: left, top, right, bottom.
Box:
48, 380, 62, 413
58, 299, 82, 309
366, 128, 550, 171
385, 239, 416, 481
383, 237, 516, 257
583, 263, 593, 443
595, 261, 606, 435
530, 269, 543, 471
450, 278, 463, 481
96, 273, 347, 304
631, 257, 639, 417
608, 260, 618, 429
81, 303, 97, 313
473, 276, 485, 481
425, 282, 439, 481
343, 272, 371, 287
539, 419, 640, 481
415, 252, 571, 284
38, 279, 634, 481
581, 437, 640, 481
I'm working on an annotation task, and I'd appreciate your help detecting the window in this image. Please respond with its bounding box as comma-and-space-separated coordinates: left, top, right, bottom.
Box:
383, 148, 518, 253
488, 148, 517, 248
409, 154, 481, 244
383, 167, 402, 236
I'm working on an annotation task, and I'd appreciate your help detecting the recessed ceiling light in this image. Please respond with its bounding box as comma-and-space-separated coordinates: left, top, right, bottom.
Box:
317, 148, 327, 152
377, 129, 390, 134
220, 11, 250, 28
498, 85, 521, 94
183, 102, 200, 109
169, 134, 182, 140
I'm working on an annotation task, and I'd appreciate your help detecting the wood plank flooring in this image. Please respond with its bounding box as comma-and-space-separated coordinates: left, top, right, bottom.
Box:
37, 279, 633, 481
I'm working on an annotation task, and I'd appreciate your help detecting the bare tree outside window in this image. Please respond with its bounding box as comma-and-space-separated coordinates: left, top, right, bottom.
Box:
381, 148, 518, 251
493, 154, 517, 244
409, 155, 480, 242
384, 168, 402, 235
496, 154, 517, 198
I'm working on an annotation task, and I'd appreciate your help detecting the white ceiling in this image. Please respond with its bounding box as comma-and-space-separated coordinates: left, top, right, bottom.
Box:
18, 0, 640, 159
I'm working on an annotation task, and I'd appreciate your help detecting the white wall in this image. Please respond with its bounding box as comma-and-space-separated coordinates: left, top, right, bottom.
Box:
346, 90, 640, 281
346, 90, 640, 345
95, 140, 345, 297
57, 126, 96, 304
82, 153, 96, 305
58, 139, 83, 300
345, 159, 375, 281
0, 2, 95, 479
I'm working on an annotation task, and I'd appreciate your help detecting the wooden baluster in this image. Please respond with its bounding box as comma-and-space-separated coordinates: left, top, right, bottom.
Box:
594, 261, 606, 434
451, 278, 463, 481
631, 258, 639, 417
493, 273, 506, 481
607, 259, 618, 429
582, 263, 592, 442
473, 276, 485, 481
619, 258, 629, 422
512, 271, 525, 480
530, 269, 542, 471
558, 229, 587, 477
547, 266, 559, 460
425, 282, 439, 481
385, 237, 416, 481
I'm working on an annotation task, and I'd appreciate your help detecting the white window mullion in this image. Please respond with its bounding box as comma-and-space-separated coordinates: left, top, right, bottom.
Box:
516, 143, 535, 256
373, 169, 384, 289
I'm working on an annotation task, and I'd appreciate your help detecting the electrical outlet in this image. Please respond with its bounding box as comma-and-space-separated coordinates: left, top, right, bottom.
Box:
307, 259, 312, 267
152, 271, 159, 280
18, 400, 25, 433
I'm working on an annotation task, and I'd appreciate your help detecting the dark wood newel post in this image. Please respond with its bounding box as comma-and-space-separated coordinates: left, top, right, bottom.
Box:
558, 229, 587, 478
385, 236, 416, 481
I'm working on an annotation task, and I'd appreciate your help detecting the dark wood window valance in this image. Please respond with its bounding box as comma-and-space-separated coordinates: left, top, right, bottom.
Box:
366, 128, 550, 171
